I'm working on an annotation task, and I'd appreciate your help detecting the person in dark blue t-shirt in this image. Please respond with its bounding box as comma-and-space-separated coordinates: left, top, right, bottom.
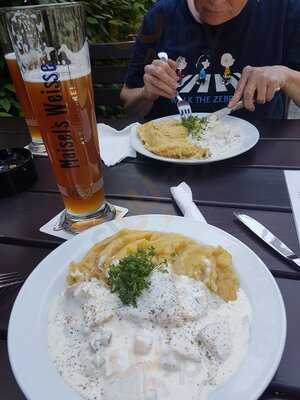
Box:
120, 0, 300, 121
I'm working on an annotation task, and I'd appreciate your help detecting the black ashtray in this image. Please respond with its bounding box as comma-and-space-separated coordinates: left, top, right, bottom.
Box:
0, 148, 38, 197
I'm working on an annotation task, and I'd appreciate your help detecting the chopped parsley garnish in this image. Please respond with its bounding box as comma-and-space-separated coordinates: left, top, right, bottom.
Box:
181, 115, 208, 139
107, 248, 167, 307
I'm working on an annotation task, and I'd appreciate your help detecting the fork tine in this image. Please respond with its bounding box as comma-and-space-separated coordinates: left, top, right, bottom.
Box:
0, 280, 24, 289
178, 99, 192, 118
186, 104, 192, 113
0, 271, 20, 278
0, 275, 22, 284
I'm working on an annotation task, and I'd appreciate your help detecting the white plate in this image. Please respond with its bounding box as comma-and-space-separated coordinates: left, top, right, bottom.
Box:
8, 215, 286, 400
131, 114, 259, 164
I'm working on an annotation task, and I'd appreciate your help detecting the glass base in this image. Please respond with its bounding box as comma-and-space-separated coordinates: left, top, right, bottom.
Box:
55, 202, 116, 234
28, 141, 47, 156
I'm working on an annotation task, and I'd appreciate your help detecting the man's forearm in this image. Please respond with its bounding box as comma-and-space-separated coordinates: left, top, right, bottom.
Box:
120, 86, 155, 119
282, 66, 300, 106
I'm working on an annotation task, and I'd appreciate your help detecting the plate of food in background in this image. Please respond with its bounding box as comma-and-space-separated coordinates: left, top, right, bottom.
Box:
8, 215, 286, 400
131, 113, 259, 164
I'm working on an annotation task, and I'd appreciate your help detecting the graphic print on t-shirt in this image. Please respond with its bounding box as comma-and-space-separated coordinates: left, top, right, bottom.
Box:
173, 51, 241, 106
220, 53, 236, 87
176, 56, 187, 85
195, 54, 210, 86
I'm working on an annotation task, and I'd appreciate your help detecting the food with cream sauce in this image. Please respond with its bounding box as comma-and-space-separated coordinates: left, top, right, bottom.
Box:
68, 229, 239, 302
48, 229, 251, 400
137, 115, 241, 160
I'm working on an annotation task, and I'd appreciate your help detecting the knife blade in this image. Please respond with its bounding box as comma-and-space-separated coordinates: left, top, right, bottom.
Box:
209, 100, 244, 120
210, 86, 280, 121
234, 212, 300, 270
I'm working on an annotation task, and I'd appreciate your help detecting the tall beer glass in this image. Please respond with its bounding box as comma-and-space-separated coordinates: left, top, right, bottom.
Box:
6, 2, 115, 229
0, 8, 45, 154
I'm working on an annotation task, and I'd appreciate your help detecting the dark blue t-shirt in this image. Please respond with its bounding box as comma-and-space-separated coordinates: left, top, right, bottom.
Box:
125, 0, 300, 121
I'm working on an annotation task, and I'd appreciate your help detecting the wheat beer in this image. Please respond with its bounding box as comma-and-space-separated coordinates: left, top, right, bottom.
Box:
6, 2, 114, 225
0, 7, 44, 152
25, 65, 104, 216
4, 52, 42, 144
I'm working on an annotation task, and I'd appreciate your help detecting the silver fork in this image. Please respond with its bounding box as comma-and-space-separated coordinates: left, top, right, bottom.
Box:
175, 93, 192, 118
158, 52, 192, 119
0, 272, 25, 289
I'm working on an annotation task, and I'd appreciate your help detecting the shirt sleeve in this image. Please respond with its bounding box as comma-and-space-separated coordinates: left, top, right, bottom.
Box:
285, 0, 300, 71
124, 3, 164, 88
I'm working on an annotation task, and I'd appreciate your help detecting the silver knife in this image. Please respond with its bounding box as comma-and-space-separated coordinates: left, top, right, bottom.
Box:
234, 212, 300, 270
210, 86, 280, 121
209, 100, 244, 120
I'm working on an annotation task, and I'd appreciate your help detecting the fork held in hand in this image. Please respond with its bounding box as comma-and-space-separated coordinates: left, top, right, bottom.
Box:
176, 93, 193, 118
0, 271, 25, 289
157, 52, 192, 118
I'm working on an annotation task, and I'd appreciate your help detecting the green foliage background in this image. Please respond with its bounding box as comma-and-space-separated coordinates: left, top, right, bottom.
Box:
0, 0, 153, 117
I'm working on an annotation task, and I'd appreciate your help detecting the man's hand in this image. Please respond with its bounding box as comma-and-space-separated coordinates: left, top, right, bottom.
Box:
228, 65, 288, 111
142, 59, 178, 101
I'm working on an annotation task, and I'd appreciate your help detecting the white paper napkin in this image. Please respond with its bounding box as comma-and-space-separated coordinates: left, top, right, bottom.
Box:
170, 182, 207, 223
98, 123, 138, 166
284, 170, 300, 246
25, 123, 138, 163
40, 205, 129, 240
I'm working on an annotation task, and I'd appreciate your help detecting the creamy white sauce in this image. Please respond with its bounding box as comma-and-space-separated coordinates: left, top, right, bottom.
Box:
189, 116, 242, 157
48, 272, 251, 400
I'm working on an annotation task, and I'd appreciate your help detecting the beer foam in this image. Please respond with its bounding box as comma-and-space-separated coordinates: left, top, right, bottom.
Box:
4, 52, 16, 60
24, 64, 91, 83
58, 42, 90, 67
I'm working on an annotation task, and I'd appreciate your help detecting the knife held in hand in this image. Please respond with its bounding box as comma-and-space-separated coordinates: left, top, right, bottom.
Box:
209, 100, 244, 120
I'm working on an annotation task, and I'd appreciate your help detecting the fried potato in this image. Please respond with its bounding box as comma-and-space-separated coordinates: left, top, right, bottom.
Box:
138, 120, 210, 159
68, 229, 239, 301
